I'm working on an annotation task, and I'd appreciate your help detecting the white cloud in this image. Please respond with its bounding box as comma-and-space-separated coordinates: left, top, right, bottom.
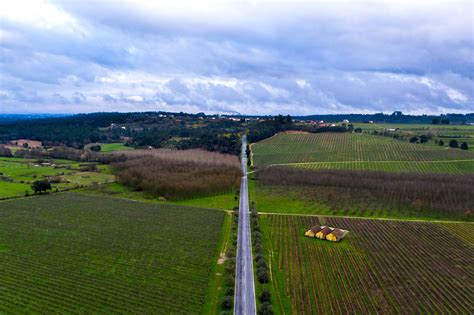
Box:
0, 0, 472, 114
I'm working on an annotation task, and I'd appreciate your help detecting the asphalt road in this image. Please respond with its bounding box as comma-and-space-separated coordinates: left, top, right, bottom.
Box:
234, 135, 257, 315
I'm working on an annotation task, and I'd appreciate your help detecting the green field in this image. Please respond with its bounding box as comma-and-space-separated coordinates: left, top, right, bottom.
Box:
260, 214, 474, 314
0, 157, 114, 198
100, 143, 134, 153
80, 182, 239, 211
354, 123, 474, 147
252, 133, 474, 173
0, 193, 226, 313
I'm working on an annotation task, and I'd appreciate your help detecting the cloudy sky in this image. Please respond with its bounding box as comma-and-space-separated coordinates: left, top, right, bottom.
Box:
0, 0, 473, 115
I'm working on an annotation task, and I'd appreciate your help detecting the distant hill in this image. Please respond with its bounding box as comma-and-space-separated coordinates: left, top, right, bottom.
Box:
294, 112, 474, 124
0, 114, 69, 124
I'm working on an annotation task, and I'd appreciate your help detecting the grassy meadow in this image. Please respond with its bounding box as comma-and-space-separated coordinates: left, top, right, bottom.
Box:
0, 193, 226, 313
0, 157, 114, 198
260, 214, 474, 314
100, 142, 134, 153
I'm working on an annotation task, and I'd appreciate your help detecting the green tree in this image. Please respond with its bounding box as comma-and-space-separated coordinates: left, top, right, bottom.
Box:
449, 139, 458, 148
90, 144, 101, 152
460, 142, 469, 150
438, 139, 444, 146
31, 180, 52, 194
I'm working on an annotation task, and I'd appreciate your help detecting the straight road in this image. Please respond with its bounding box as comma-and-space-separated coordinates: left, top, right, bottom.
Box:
234, 135, 256, 315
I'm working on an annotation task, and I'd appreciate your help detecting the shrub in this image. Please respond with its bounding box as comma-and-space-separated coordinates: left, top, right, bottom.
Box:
259, 302, 274, 315
460, 142, 469, 150
449, 139, 458, 148
257, 268, 269, 283
90, 144, 101, 152
257, 258, 267, 268
0, 147, 13, 157
419, 135, 428, 143
260, 289, 271, 303
224, 274, 235, 286
409, 136, 418, 143
224, 287, 234, 296
221, 296, 233, 310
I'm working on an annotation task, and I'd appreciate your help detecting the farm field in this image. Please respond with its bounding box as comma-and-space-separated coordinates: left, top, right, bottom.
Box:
254, 167, 474, 221
100, 142, 134, 153
260, 214, 474, 314
252, 133, 474, 173
0, 193, 226, 313
80, 182, 239, 212
0, 157, 114, 199
354, 123, 474, 147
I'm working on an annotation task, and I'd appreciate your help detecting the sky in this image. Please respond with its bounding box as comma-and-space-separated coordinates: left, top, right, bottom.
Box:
0, 0, 473, 115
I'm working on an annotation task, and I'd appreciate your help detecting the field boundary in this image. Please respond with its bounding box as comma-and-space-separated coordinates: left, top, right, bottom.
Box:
267, 159, 474, 167
258, 211, 474, 224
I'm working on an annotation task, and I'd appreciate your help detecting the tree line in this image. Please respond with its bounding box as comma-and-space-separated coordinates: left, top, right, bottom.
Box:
111, 149, 242, 200
259, 167, 474, 221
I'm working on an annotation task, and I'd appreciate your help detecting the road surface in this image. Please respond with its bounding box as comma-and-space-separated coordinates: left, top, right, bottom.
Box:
234, 135, 257, 315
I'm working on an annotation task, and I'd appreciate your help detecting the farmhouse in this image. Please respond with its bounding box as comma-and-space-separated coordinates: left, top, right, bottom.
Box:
9, 139, 42, 148
305, 225, 349, 242
316, 226, 333, 239
326, 228, 346, 242
304, 225, 323, 237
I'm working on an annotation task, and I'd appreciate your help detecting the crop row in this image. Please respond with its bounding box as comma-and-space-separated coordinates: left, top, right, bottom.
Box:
0, 193, 225, 313
252, 133, 474, 172
293, 160, 474, 174
261, 214, 474, 314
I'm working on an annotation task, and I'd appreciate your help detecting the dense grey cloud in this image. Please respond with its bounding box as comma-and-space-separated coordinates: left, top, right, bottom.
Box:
0, 0, 473, 114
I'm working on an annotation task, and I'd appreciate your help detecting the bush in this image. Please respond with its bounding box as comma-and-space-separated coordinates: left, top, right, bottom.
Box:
460, 142, 469, 150
257, 268, 269, 283
409, 136, 418, 143
90, 144, 102, 152
419, 135, 428, 143
257, 259, 267, 269
260, 289, 271, 303
80, 164, 98, 172
438, 140, 444, 146
259, 302, 274, 315
226, 248, 235, 258
224, 287, 234, 296
0, 147, 13, 157
221, 296, 233, 309
449, 139, 458, 148
224, 274, 235, 286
